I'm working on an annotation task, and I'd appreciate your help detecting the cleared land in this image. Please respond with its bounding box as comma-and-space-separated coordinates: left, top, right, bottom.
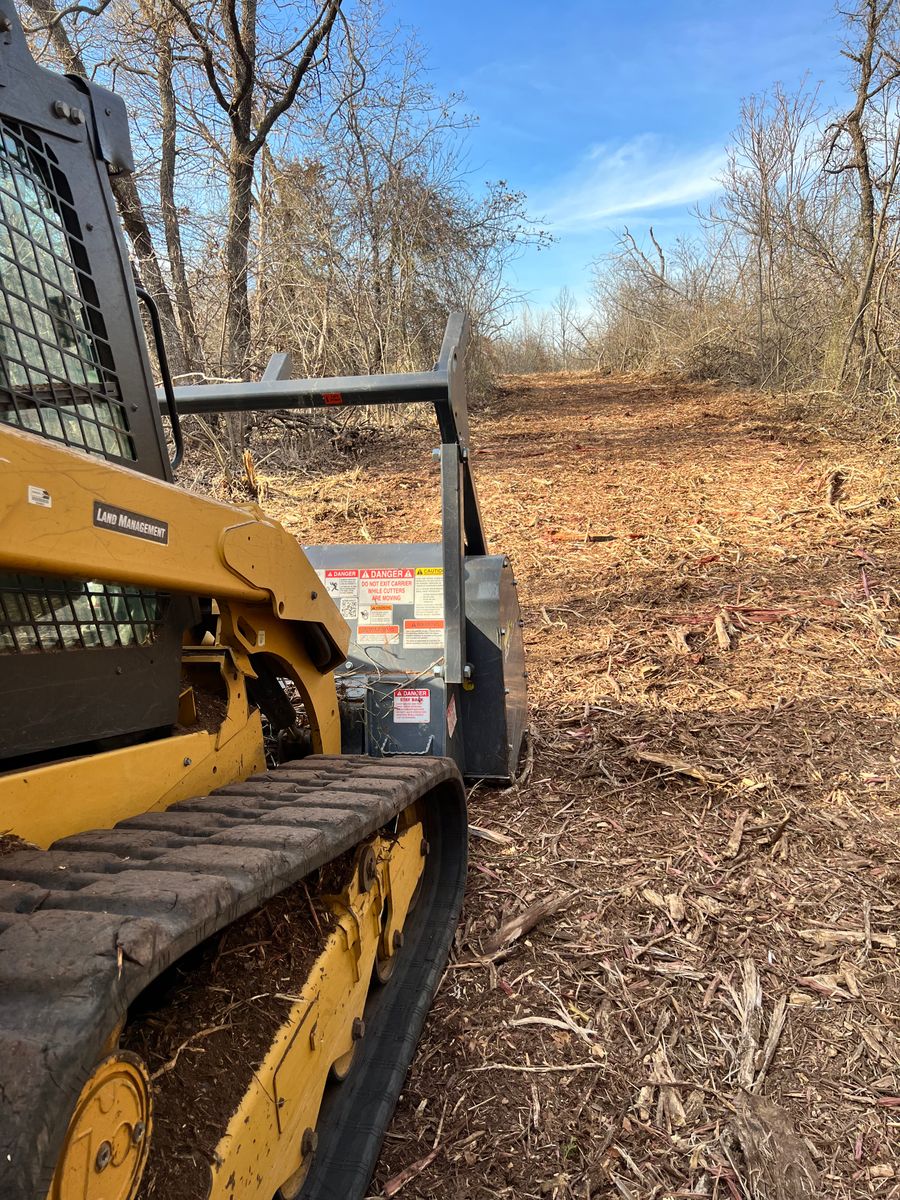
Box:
255, 373, 899, 1199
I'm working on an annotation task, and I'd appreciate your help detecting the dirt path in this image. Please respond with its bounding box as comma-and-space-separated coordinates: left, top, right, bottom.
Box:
264, 373, 900, 1199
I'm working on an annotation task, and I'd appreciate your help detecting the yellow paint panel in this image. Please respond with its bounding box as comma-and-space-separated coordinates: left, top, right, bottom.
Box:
0, 423, 348, 649
1, 717, 265, 849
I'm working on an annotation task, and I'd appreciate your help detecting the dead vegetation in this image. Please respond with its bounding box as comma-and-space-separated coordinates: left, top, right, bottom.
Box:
256, 371, 898, 1199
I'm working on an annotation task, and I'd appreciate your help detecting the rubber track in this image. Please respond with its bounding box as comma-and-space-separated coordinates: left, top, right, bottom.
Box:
0, 754, 466, 1200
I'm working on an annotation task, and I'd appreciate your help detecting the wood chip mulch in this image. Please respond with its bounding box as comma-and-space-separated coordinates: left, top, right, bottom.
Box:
252, 371, 899, 1200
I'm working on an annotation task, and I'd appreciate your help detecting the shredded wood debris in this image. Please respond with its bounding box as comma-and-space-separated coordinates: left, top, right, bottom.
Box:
247, 373, 899, 1199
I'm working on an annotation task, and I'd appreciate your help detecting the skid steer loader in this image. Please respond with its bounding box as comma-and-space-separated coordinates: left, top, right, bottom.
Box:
0, 5, 526, 1197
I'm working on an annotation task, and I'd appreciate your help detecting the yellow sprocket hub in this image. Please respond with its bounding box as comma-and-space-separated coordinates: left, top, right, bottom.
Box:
48, 1053, 151, 1200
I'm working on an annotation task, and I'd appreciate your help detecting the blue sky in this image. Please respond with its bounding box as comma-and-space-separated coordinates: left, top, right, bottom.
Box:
389, 0, 851, 308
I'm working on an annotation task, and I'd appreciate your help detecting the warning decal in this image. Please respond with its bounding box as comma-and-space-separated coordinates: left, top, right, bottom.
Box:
403, 618, 444, 649
28, 485, 52, 509
356, 624, 400, 646
315, 569, 359, 620
319, 569, 359, 597
394, 688, 431, 724
414, 567, 443, 618
359, 568, 414, 606
359, 603, 393, 626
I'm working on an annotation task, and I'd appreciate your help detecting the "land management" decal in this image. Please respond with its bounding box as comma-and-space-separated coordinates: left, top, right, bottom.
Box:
93, 501, 169, 545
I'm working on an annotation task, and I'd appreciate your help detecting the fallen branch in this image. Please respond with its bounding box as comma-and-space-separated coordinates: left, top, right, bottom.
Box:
734, 958, 762, 1091
469, 1061, 606, 1074
799, 928, 896, 950
383, 1145, 442, 1196
724, 810, 748, 858
150, 1023, 230, 1081
482, 891, 578, 955
753, 995, 788, 1091
629, 749, 725, 784
714, 611, 733, 650
468, 823, 513, 846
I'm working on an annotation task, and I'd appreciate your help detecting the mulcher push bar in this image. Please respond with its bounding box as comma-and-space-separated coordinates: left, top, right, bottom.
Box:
160, 314, 486, 686
163, 313, 471, 448
168, 366, 446, 412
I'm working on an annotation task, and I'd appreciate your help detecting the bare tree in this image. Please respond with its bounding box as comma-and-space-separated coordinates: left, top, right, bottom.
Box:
161, 0, 342, 380
827, 0, 900, 385
140, 0, 205, 372
24, 0, 544, 464
24, 0, 191, 375
584, 3, 900, 400
254, 17, 543, 385
551, 287, 578, 369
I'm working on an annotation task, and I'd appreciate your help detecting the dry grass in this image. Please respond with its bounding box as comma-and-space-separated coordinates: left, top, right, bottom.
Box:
252, 372, 899, 1200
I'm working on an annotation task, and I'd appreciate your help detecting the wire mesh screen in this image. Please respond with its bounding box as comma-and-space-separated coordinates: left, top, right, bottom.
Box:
0, 116, 135, 459
0, 572, 167, 653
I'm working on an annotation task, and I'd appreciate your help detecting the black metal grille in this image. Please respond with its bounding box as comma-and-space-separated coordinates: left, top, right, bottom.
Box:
0, 572, 166, 653
0, 116, 135, 459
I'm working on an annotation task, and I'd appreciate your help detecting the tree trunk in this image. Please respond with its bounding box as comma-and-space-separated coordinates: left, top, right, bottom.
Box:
155, 15, 204, 374
221, 149, 255, 460
839, 0, 880, 384
222, 151, 255, 375
110, 175, 188, 377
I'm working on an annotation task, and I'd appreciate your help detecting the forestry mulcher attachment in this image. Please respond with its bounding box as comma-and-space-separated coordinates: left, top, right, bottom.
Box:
0, 6, 526, 1198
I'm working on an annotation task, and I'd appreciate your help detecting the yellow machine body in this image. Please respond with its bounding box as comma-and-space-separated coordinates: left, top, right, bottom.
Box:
0, 421, 346, 847
0, 422, 370, 1198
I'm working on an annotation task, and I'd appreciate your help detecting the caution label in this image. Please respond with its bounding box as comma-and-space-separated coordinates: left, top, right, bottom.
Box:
414, 567, 443, 618
403, 618, 444, 649
359, 568, 414, 606
356, 624, 399, 646
393, 688, 431, 724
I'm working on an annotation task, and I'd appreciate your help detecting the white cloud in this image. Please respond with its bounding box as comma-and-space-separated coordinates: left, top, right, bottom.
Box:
539, 134, 726, 231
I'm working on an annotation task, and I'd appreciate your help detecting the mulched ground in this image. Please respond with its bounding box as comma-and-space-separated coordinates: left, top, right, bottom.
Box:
246, 372, 899, 1200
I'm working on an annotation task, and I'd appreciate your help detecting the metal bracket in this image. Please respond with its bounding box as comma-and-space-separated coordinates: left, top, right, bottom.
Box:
68, 76, 135, 172
262, 350, 293, 382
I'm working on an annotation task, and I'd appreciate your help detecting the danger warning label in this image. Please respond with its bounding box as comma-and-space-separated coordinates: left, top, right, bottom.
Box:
393, 688, 430, 723
316, 569, 359, 621
403, 618, 444, 649
319, 568, 358, 590
359, 568, 414, 606
318, 569, 358, 597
